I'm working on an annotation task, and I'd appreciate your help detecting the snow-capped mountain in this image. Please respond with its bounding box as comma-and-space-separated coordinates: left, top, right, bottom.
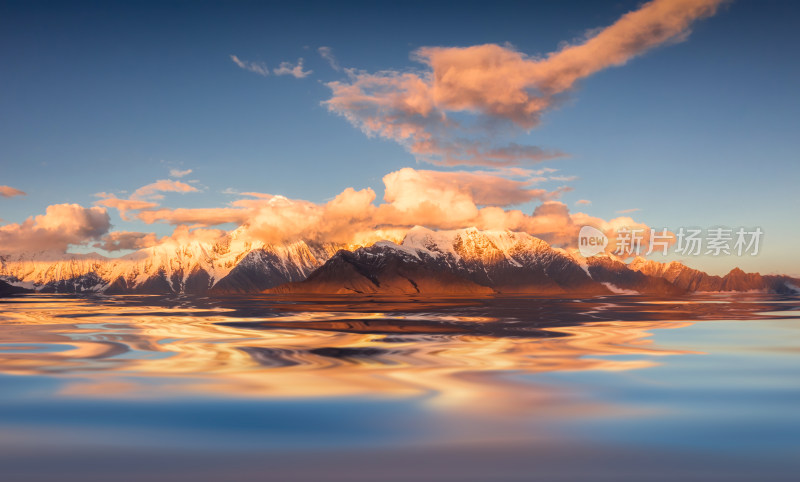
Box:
629, 257, 799, 294
271, 227, 800, 296
0, 228, 340, 294
273, 227, 680, 295
2, 226, 798, 296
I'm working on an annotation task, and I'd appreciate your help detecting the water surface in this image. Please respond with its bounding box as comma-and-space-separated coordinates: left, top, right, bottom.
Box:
0, 293, 798, 481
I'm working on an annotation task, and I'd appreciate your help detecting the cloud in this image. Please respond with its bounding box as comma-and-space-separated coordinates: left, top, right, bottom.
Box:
163, 225, 228, 245
93, 231, 160, 251
274, 58, 312, 78
93, 226, 231, 253
92, 179, 200, 222
410, 139, 567, 167
616, 208, 641, 214
130, 179, 199, 201
0, 185, 26, 198
135, 207, 248, 226
575, 199, 592, 206
109, 168, 568, 236
381, 168, 562, 209
230, 55, 270, 77
0, 204, 110, 254
318, 46, 340, 71
169, 168, 192, 178
94, 194, 159, 220
98, 168, 653, 254
324, 0, 723, 166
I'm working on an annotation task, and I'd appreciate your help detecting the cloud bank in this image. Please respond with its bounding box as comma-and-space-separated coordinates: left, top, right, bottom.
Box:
1, 166, 650, 258
85, 168, 643, 254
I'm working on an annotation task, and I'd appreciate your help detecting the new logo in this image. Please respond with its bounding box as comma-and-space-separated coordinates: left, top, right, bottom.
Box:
578, 226, 608, 257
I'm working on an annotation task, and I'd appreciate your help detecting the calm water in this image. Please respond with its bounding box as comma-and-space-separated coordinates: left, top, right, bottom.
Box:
0, 293, 798, 481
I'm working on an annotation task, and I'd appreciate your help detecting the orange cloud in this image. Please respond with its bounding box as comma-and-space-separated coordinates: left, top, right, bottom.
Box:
93, 179, 201, 221
325, 0, 723, 166
0, 204, 110, 254
90, 167, 654, 255
93, 231, 160, 251
95, 194, 159, 220
135, 207, 247, 226
384, 168, 557, 207
0, 185, 26, 198
131, 179, 198, 201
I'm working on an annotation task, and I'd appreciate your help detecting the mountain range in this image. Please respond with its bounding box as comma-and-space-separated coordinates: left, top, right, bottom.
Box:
1, 226, 798, 297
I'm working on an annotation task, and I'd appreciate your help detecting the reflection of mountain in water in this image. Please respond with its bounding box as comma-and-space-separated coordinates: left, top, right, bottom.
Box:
0, 294, 794, 405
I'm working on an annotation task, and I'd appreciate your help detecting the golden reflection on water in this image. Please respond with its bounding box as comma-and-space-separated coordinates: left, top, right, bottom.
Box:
0, 294, 787, 408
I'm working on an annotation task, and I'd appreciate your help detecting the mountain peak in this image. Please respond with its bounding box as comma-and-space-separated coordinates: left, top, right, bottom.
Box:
2, 227, 798, 296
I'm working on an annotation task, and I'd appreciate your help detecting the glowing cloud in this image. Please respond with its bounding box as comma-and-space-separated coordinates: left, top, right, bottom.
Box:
94, 194, 159, 220
135, 207, 248, 226
0, 204, 110, 254
325, 0, 723, 166
93, 168, 649, 253
93, 231, 160, 251
0, 185, 26, 198
130, 179, 198, 201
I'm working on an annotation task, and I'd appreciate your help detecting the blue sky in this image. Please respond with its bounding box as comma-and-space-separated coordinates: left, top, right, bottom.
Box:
1, 0, 798, 275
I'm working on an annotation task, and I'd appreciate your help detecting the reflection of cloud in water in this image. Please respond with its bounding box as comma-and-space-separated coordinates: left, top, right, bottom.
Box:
0, 294, 792, 413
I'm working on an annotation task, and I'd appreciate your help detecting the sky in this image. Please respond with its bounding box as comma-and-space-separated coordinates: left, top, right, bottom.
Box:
1, 0, 798, 276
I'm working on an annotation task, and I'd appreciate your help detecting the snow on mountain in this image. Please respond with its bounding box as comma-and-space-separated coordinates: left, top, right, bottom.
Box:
629, 256, 800, 294
273, 226, 610, 295
0, 227, 340, 294
2, 226, 798, 296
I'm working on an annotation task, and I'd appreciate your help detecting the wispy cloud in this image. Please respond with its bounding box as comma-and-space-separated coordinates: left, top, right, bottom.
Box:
230, 54, 270, 77
94, 179, 199, 220
94, 194, 159, 219
169, 168, 192, 178
0, 185, 26, 198
616, 208, 641, 214
318, 46, 340, 71
273, 58, 312, 78
575, 199, 592, 206
325, 0, 724, 167
130, 179, 198, 201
